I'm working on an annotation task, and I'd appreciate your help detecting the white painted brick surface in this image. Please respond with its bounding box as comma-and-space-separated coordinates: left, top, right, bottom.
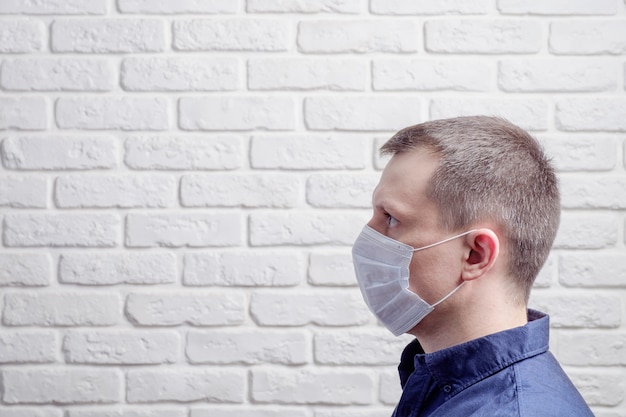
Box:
1, 58, 115, 91
186, 329, 308, 364
252, 368, 375, 404
183, 251, 302, 286
55, 174, 176, 208
298, 20, 419, 53
125, 292, 246, 326
1, 3, 624, 415
51, 19, 165, 53
0, 253, 52, 287
0, 97, 47, 130
0, 331, 58, 363
59, 252, 177, 285
4, 213, 119, 248
63, 330, 180, 364
125, 212, 242, 247
126, 369, 245, 403
2, 368, 122, 404
0, 19, 45, 53
124, 136, 242, 170
173, 19, 290, 51
1, 136, 118, 170
3, 292, 122, 326
373, 59, 491, 91
550, 20, 626, 54
56, 97, 170, 131
121, 57, 238, 91
181, 174, 300, 208
425, 20, 542, 53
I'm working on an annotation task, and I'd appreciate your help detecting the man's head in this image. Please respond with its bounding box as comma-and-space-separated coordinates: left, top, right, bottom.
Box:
379, 116, 560, 305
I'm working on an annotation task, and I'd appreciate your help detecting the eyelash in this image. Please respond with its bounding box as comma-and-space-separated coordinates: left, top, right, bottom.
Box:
384, 212, 398, 227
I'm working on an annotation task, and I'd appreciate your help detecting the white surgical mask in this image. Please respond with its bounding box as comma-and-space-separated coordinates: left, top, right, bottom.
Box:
352, 225, 474, 336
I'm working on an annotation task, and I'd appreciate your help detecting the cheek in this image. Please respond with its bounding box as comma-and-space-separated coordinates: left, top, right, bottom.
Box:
407, 250, 462, 299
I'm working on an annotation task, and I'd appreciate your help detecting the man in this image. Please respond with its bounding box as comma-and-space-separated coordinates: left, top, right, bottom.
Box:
352, 116, 594, 416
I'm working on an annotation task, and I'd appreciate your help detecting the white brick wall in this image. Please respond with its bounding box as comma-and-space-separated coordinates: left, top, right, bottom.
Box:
0, 2, 624, 415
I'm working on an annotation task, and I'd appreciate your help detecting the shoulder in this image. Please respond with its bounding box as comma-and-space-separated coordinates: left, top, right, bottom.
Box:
514, 352, 594, 416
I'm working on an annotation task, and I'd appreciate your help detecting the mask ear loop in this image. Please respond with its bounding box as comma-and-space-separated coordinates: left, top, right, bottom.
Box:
411, 229, 476, 252
431, 281, 466, 308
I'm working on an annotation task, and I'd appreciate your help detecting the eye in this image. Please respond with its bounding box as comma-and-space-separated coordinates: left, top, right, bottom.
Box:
385, 212, 399, 227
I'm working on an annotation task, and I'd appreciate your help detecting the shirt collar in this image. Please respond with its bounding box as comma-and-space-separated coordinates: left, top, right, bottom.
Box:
400, 309, 550, 399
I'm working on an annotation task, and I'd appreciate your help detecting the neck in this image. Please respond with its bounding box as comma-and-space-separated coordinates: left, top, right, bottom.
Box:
409, 296, 528, 354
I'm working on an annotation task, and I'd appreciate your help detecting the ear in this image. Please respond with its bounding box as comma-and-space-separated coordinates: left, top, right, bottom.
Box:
462, 229, 499, 281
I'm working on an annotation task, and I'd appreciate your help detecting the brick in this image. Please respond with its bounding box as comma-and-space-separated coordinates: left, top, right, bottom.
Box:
305, 97, 420, 131
380, 371, 402, 405
121, 57, 238, 91
3, 292, 122, 326
55, 174, 176, 208
0, 19, 45, 53
430, 98, 548, 131
0, 0, 108, 14
308, 252, 356, 286
554, 212, 618, 249
298, 20, 418, 53
181, 174, 300, 208
559, 252, 626, 287
307, 173, 378, 208
371, 0, 489, 14
56, 97, 170, 131
0, 331, 57, 363
556, 98, 626, 132
127, 369, 245, 403
191, 408, 308, 417
125, 212, 242, 248
248, 58, 366, 91
314, 330, 410, 365
0, 253, 51, 287
250, 290, 371, 326
124, 136, 242, 170
118, 0, 237, 13
4, 213, 119, 248
186, 329, 308, 364
250, 211, 369, 246
250, 135, 366, 170
0, 176, 47, 208
558, 331, 626, 366
173, 19, 289, 51
568, 370, 625, 406
2, 368, 121, 404
498, 0, 618, 15
183, 251, 302, 286
179, 97, 295, 131
59, 252, 177, 285
252, 368, 375, 404
0, 97, 47, 130
67, 411, 185, 417
499, 59, 617, 92
0, 408, 62, 417
560, 176, 626, 209
51, 19, 165, 53
529, 294, 621, 328
1, 136, 117, 170
1, 58, 115, 91
63, 330, 180, 364
539, 135, 617, 172
247, 0, 361, 13
126, 292, 246, 326
373, 59, 490, 91
550, 20, 626, 54
425, 19, 541, 54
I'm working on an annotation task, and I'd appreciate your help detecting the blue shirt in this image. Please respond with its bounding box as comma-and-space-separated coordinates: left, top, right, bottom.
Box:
392, 310, 594, 417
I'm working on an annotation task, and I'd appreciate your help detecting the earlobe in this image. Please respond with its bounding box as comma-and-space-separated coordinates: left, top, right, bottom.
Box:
462, 229, 499, 281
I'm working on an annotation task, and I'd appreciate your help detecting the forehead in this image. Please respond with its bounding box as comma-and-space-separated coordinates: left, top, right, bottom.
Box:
373, 149, 440, 212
